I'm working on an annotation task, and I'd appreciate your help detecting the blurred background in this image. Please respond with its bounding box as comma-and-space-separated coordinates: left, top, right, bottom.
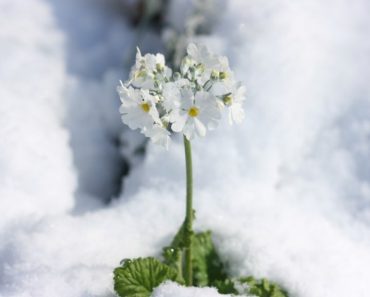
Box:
0, 0, 369, 296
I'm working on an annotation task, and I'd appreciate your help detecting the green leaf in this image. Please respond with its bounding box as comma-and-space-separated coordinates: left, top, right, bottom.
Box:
214, 276, 289, 297
161, 226, 289, 297
113, 257, 181, 297
213, 279, 238, 294
192, 231, 228, 287
237, 276, 289, 297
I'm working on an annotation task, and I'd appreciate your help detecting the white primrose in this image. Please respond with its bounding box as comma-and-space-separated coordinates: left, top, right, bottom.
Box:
118, 84, 160, 131
117, 43, 246, 149
223, 83, 246, 124
171, 89, 221, 140
186, 43, 219, 71
181, 43, 218, 86
130, 48, 172, 90
211, 80, 246, 124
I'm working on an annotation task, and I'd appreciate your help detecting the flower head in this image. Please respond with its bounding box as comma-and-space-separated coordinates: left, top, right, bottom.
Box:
117, 43, 246, 149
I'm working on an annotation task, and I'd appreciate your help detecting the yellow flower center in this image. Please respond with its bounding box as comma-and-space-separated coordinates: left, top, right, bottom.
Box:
188, 106, 200, 117
140, 102, 150, 113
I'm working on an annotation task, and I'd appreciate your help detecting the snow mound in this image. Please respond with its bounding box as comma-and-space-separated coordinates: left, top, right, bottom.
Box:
0, 0, 76, 225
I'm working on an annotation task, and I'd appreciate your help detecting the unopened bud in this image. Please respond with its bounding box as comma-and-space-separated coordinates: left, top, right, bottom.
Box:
223, 94, 233, 106
173, 72, 181, 80
219, 71, 228, 80
135, 70, 147, 79
211, 70, 219, 80
156, 63, 164, 72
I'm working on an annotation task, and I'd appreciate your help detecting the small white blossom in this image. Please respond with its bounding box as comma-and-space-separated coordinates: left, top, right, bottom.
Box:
211, 81, 246, 124
186, 43, 219, 70
211, 56, 234, 83
118, 85, 160, 131
227, 83, 246, 124
171, 90, 221, 140
130, 48, 172, 89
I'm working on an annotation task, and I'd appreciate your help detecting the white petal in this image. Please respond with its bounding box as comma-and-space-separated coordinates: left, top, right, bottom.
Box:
163, 82, 181, 111
149, 105, 161, 124
211, 82, 230, 96
143, 125, 171, 150
180, 89, 195, 110
156, 53, 165, 66
183, 119, 196, 140
193, 118, 207, 137
229, 104, 245, 124
171, 114, 187, 132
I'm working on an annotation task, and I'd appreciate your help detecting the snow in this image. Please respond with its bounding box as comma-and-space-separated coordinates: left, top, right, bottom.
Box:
152, 282, 234, 297
0, 0, 370, 297
0, 0, 76, 224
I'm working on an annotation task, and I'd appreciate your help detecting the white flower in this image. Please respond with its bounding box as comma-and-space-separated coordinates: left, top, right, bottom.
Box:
182, 43, 235, 88
142, 124, 171, 150
118, 85, 160, 130
186, 43, 219, 70
130, 48, 172, 89
211, 81, 246, 124
227, 83, 246, 124
212, 56, 234, 83
171, 90, 221, 140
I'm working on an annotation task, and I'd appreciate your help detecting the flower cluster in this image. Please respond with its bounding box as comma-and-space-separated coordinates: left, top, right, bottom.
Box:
118, 43, 246, 149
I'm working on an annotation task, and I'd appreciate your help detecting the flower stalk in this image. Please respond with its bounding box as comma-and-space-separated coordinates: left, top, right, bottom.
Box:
183, 136, 193, 286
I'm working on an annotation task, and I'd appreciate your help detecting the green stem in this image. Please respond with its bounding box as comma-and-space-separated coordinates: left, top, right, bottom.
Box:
183, 136, 193, 286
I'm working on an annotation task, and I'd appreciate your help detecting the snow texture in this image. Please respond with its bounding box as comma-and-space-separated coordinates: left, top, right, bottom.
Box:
0, 0, 76, 225
0, 0, 370, 297
152, 282, 235, 297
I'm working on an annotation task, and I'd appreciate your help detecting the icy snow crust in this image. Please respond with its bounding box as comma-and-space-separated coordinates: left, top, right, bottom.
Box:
1, 0, 370, 297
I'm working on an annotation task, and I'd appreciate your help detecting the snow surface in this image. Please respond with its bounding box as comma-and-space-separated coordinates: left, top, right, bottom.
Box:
0, 0, 76, 225
152, 282, 235, 297
1, 0, 370, 297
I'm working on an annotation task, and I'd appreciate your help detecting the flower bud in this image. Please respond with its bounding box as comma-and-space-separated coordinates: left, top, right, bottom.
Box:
135, 70, 147, 79
173, 72, 181, 80
219, 71, 228, 80
223, 94, 233, 106
156, 63, 164, 72
211, 70, 219, 80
